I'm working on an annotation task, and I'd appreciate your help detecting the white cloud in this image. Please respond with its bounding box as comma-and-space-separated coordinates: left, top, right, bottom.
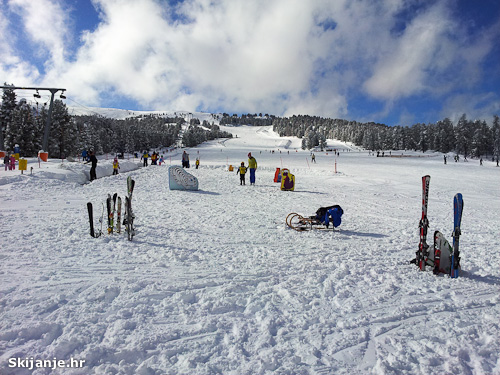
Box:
363, 1, 456, 100
442, 92, 500, 124
1, 0, 498, 121
0, 2, 40, 84
9, 0, 70, 70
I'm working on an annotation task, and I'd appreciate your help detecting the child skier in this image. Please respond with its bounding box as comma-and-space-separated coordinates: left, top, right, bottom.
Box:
113, 157, 120, 175
237, 162, 247, 185
195, 158, 200, 169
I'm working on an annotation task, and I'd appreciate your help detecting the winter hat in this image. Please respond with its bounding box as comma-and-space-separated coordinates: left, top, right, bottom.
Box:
248, 152, 252, 157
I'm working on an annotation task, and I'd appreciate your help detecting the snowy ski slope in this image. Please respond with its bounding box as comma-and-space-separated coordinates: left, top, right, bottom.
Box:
0, 125, 499, 374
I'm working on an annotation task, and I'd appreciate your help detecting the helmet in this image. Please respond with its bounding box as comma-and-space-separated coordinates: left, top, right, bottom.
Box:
241, 162, 244, 165
248, 152, 252, 157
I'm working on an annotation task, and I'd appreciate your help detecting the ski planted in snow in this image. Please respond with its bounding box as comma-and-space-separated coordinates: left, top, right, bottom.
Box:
112, 193, 118, 232
87, 202, 95, 238
106, 194, 112, 234
116, 196, 122, 233
127, 176, 135, 201
125, 196, 135, 240
87, 202, 102, 238
451, 193, 464, 278
416, 175, 431, 271
125, 176, 135, 241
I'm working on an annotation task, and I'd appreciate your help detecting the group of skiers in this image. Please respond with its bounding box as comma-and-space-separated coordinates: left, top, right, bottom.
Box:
141, 151, 163, 167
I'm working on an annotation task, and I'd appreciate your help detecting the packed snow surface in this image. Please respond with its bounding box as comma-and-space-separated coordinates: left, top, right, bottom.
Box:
0, 126, 499, 374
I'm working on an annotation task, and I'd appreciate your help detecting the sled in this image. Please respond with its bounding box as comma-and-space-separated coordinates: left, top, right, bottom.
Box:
286, 212, 337, 231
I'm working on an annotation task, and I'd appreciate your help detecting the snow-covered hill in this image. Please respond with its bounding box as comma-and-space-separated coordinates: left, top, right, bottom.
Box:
67, 105, 222, 124
0, 126, 499, 375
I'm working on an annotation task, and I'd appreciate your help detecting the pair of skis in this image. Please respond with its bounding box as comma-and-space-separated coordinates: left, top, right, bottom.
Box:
415, 175, 464, 278
87, 176, 135, 240
106, 193, 124, 234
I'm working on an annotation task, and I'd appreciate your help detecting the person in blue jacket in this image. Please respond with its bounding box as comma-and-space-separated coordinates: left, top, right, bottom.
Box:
312, 205, 343, 228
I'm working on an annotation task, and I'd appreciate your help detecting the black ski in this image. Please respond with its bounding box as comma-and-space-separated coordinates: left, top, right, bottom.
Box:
87, 202, 102, 238
106, 194, 112, 234
112, 193, 118, 233
87, 202, 95, 238
117, 197, 122, 233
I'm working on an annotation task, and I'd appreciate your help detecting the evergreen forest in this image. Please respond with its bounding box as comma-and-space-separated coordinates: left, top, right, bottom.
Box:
1, 86, 499, 159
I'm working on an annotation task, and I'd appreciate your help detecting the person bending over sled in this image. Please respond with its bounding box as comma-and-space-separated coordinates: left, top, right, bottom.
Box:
312, 205, 343, 229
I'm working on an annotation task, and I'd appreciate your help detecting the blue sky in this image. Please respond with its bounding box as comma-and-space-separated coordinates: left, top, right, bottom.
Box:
1, 0, 499, 126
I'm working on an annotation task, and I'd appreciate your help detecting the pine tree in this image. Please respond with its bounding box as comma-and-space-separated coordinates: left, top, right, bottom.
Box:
469, 120, 488, 158
492, 115, 500, 158
0, 84, 17, 151
455, 114, 473, 158
5, 99, 37, 155
46, 100, 75, 158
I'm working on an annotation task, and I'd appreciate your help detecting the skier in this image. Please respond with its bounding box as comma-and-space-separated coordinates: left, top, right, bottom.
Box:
480, 158, 483, 166
159, 155, 164, 166
236, 162, 247, 185
141, 151, 149, 167
247, 152, 257, 185
195, 158, 200, 169
182, 151, 190, 168
86, 150, 98, 181
444, 155, 447, 164
312, 153, 316, 163
3, 153, 9, 171
113, 157, 120, 175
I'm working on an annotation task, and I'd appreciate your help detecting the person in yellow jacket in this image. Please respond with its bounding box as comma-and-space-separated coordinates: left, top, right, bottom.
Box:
112, 157, 120, 175
236, 162, 247, 185
247, 152, 257, 185
141, 150, 149, 167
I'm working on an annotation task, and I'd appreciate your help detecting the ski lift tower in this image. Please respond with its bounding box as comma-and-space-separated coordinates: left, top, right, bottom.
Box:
0, 85, 66, 154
